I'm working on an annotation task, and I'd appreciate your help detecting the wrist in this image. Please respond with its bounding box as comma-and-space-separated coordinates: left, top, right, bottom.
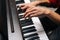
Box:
46, 10, 55, 17
33, 0, 50, 6
44, 9, 52, 16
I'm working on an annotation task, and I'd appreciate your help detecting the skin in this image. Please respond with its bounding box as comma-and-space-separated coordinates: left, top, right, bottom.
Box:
19, 0, 49, 9
19, 0, 60, 24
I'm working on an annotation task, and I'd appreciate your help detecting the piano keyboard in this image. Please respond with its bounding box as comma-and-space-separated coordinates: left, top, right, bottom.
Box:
16, 0, 49, 40
6, 0, 49, 40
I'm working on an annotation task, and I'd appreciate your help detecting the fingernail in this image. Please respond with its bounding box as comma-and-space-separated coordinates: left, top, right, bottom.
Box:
30, 15, 33, 17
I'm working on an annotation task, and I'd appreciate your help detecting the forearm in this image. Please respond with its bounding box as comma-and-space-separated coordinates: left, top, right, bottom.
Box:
37, 0, 50, 3
31, 0, 50, 6
47, 11, 60, 24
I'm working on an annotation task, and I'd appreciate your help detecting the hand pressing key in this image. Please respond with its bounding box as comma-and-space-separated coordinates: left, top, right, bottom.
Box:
23, 6, 52, 18
19, 1, 42, 10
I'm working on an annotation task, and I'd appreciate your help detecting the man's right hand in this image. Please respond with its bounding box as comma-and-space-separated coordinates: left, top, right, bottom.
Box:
18, 0, 50, 10
19, 1, 41, 10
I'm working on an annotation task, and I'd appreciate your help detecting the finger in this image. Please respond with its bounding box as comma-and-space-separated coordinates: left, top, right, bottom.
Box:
23, 7, 33, 17
19, 3, 25, 7
21, 6, 28, 10
23, 7, 35, 17
30, 14, 37, 17
25, 7, 35, 13
18, 3, 26, 10
30, 12, 42, 17
25, 11, 38, 18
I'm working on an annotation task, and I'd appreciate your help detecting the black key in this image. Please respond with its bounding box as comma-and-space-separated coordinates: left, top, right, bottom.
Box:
21, 22, 33, 27
22, 26, 35, 31
20, 19, 33, 27
16, 6, 24, 13
18, 15, 23, 19
18, 8, 23, 13
17, 6, 26, 13
16, 1, 24, 4
23, 28, 36, 32
28, 36, 39, 40
16, 0, 24, 4
23, 28, 36, 34
20, 19, 33, 23
23, 28, 35, 32
24, 33, 38, 38
20, 19, 32, 24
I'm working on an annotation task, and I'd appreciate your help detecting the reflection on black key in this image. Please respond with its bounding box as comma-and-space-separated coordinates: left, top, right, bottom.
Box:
28, 36, 39, 40
22, 26, 35, 31
23, 28, 35, 32
20, 19, 33, 27
24, 33, 38, 38
23, 28, 36, 34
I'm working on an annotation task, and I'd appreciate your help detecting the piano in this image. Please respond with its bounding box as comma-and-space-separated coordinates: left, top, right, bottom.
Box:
6, 0, 49, 40
0, 0, 57, 40
0, 0, 58, 40
0, 0, 58, 39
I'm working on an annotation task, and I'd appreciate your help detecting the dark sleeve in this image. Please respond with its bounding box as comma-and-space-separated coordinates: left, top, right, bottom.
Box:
55, 8, 60, 14
49, 0, 57, 4
49, 0, 60, 7
39, 0, 59, 8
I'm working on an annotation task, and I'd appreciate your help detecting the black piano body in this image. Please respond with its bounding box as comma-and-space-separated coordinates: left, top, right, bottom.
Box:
0, 0, 8, 40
